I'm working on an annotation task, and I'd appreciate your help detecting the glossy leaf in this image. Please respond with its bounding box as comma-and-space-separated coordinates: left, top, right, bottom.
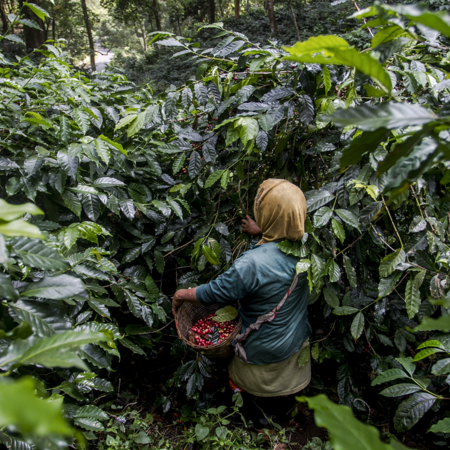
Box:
20, 275, 86, 300
284, 35, 392, 91
325, 103, 435, 131
393, 392, 436, 432
299, 395, 393, 450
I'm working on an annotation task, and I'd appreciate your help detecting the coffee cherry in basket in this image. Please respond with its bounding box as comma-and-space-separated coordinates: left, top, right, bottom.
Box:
190, 313, 238, 347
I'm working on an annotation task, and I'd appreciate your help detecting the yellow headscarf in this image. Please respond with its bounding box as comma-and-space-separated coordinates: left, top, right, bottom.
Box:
254, 179, 307, 245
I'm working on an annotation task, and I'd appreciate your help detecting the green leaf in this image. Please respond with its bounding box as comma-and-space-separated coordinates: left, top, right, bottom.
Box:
115, 114, 137, 131
220, 170, 230, 189
284, 35, 392, 91
298, 394, 393, 450
324, 103, 435, 131
313, 207, 333, 228
24, 2, 49, 20
340, 128, 391, 167
350, 312, 364, 340
335, 209, 360, 232
0, 274, 18, 301
205, 170, 224, 189
333, 306, 359, 316
188, 151, 202, 179
413, 348, 442, 362
0, 377, 72, 436
93, 177, 125, 188
0, 220, 44, 239
430, 417, 450, 434
12, 237, 69, 271
372, 25, 407, 48
154, 250, 165, 274
195, 423, 210, 441
145, 275, 159, 300
202, 245, 220, 265
4, 34, 25, 44
298, 345, 310, 368
0, 330, 107, 369
74, 417, 104, 431
0, 199, 43, 222
238, 118, 259, 145
296, 259, 311, 274
72, 109, 90, 135
378, 127, 433, 176
311, 254, 325, 288
412, 315, 450, 332
378, 272, 401, 297
213, 306, 238, 322
306, 191, 335, 213
322, 65, 331, 95
416, 340, 445, 350
379, 249, 406, 278
20, 274, 86, 300
371, 369, 409, 386
173, 153, 186, 174
75, 405, 108, 420
390, 4, 450, 38
94, 138, 111, 165
331, 218, 345, 244
323, 287, 339, 309
127, 111, 147, 137
405, 279, 421, 320
431, 358, 450, 375
379, 383, 421, 398
393, 392, 436, 432
344, 257, 357, 288
327, 259, 341, 282
62, 191, 82, 217
98, 135, 126, 155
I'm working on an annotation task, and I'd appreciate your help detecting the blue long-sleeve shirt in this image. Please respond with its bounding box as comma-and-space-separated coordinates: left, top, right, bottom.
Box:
196, 242, 311, 365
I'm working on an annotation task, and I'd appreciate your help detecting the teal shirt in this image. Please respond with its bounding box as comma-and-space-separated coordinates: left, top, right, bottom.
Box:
196, 242, 311, 365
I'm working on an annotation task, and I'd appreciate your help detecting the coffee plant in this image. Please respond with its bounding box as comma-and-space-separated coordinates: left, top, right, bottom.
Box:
2, 3, 450, 449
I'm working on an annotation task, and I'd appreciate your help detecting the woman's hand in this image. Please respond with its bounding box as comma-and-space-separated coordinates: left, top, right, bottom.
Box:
172, 288, 199, 318
241, 215, 263, 236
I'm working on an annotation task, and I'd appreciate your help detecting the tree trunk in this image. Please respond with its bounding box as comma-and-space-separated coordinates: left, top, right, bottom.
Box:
246, 0, 249, 13
266, 0, 277, 35
153, 0, 161, 31
0, 1, 9, 34
80, 0, 96, 71
208, 0, 215, 24
141, 23, 147, 51
20, 0, 46, 51
234, 0, 239, 20
288, 0, 300, 41
52, 16, 55, 41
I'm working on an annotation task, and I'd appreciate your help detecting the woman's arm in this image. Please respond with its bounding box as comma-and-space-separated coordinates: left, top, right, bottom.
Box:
172, 287, 199, 317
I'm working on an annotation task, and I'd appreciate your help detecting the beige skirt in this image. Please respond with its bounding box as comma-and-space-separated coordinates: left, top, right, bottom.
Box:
228, 340, 311, 397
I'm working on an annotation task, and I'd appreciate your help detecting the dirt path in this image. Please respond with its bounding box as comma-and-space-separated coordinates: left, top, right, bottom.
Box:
95, 45, 114, 71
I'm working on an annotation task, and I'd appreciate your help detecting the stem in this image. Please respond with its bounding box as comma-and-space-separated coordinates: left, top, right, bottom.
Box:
382, 195, 404, 249
410, 185, 424, 220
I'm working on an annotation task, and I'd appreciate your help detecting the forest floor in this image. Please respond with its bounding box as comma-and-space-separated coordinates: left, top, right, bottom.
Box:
109, 335, 435, 450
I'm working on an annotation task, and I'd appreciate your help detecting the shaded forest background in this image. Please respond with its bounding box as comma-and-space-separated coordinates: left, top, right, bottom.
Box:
3, 1, 450, 450
1, 0, 393, 90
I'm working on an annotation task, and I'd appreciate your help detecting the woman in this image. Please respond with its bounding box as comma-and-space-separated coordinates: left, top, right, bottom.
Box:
172, 179, 311, 423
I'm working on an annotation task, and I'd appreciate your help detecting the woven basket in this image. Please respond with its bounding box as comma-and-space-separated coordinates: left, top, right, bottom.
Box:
176, 302, 242, 360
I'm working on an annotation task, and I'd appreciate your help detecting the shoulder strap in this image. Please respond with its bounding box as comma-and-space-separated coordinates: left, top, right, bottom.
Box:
232, 273, 299, 363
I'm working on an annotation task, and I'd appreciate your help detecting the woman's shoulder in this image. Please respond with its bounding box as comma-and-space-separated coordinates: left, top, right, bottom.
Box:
239, 242, 291, 265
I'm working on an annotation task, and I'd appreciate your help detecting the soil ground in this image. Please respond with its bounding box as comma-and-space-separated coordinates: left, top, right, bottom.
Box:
110, 331, 439, 450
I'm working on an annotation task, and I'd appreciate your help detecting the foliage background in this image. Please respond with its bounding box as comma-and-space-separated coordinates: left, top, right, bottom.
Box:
2, 1, 450, 450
